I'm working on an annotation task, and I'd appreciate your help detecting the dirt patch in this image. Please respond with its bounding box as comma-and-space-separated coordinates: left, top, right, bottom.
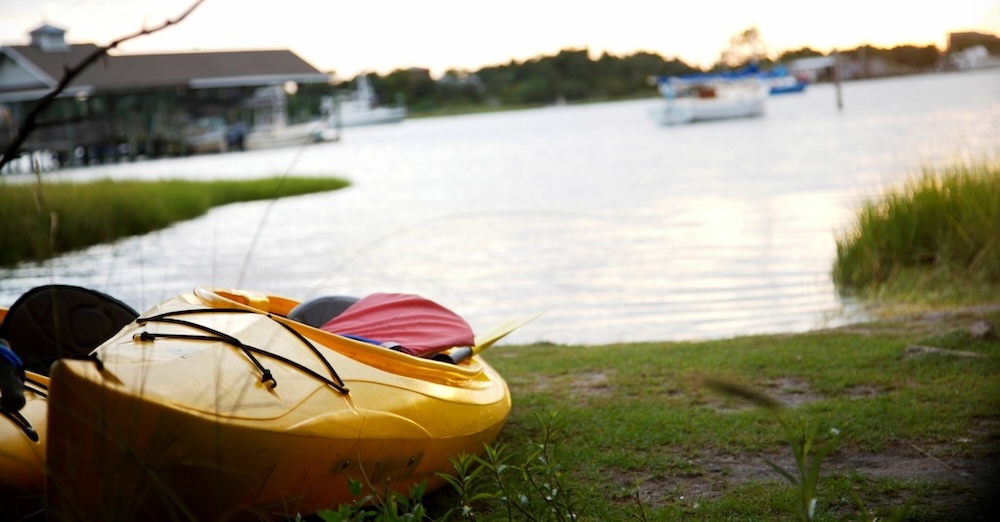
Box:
516, 373, 552, 394
765, 376, 824, 408
705, 376, 825, 413
845, 384, 885, 399
615, 442, 994, 512
621, 305, 1000, 515
572, 371, 613, 397
522, 304, 1000, 516
516, 370, 614, 405
829, 302, 1000, 338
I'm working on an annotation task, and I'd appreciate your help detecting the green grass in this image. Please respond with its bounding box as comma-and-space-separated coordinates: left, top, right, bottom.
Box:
460, 314, 1000, 521
0, 176, 349, 267
317, 313, 998, 521
833, 159, 1000, 309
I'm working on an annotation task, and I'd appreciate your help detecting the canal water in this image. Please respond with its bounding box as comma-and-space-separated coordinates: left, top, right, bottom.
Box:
2, 69, 998, 345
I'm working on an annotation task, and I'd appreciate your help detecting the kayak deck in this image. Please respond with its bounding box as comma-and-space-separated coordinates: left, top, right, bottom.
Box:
44, 288, 512, 520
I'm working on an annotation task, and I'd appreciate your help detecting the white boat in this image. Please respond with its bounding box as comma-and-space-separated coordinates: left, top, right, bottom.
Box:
242, 85, 336, 149
655, 73, 769, 125
183, 86, 335, 153
765, 74, 808, 95
183, 117, 228, 154
183, 75, 405, 153
761, 65, 808, 95
243, 119, 331, 150
329, 74, 407, 128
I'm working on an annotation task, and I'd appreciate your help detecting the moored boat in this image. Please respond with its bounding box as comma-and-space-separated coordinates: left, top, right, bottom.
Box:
760, 65, 809, 95
44, 287, 516, 521
655, 72, 769, 125
241, 85, 338, 149
330, 74, 407, 128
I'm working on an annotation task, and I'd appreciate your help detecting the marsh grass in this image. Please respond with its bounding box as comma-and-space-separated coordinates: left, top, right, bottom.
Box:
0, 176, 349, 267
833, 160, 1000, 307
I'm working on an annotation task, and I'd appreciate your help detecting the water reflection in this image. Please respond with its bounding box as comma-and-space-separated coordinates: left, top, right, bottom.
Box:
2, 70, 998, 345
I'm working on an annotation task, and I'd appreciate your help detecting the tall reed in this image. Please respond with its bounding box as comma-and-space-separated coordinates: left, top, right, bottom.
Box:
833, 160, 1000, 301
0, 176, 348, 266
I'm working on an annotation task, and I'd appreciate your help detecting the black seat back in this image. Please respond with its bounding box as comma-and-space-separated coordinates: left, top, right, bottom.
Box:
0, 285, 138, 375
287, 295, 359, 328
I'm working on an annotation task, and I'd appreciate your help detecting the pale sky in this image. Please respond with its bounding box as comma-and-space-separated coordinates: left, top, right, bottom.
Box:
3, 0, 1000, 79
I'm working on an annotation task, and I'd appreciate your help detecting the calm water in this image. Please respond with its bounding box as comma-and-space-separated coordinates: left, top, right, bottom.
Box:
2, 70, 999, 345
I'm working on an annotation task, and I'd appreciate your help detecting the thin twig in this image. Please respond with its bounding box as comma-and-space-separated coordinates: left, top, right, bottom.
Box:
908, 442, 965, 475
0, 0, 206, 171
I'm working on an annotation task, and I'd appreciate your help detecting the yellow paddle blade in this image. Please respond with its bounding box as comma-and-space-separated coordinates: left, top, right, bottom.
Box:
472, 312, 545, 355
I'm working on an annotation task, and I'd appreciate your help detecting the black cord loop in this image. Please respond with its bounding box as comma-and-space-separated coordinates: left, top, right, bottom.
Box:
1, 409, 39, 442
136, 308, 349, 394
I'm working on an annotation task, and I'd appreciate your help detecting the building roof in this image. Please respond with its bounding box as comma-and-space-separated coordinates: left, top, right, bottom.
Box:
29, 24, 67, 37
0, 42, 330, 102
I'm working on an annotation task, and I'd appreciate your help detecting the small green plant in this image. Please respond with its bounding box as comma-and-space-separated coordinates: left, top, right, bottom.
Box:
848, 486, 912, 522
702, 376, 837, 522
313, 479, 428, 522
476, 412, 578, 521
436, 411, 578, 521
309, 412, 579, 521
628, 490, 650, 522
764, 420, 839, 521
702, 375, 917, 522
435, 452, 492, 520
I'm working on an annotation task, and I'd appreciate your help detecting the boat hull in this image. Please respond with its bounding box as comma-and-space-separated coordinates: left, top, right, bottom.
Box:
331, 74, 407, 128
45, 288, 510, 521
336, 106, 407, 128
769, 82, 807, 95
245, 121, 333, 150
658, 95, 766, 124
656, 74, 769, 125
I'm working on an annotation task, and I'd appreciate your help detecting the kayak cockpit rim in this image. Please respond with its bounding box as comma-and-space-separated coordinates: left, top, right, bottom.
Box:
191, 287, 489, 385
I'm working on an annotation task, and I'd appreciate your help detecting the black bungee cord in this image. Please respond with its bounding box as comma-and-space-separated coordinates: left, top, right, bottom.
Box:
135, 308, 349, 394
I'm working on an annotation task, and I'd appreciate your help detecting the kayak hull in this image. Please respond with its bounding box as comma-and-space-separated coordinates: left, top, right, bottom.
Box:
0, 372, 48, 520
45, 288, 511, 520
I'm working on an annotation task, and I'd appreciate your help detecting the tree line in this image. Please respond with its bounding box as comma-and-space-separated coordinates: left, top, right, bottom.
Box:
293, 41, 956, 117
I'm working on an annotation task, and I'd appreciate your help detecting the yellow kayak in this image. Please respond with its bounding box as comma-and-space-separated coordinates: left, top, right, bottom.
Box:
46, 287, 513, 521
1, 285, 138, 520
0, 305, 46, 520
0, 365, 48, 520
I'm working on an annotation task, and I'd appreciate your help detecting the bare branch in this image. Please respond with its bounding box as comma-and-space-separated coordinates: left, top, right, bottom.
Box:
0, 0, 206, 171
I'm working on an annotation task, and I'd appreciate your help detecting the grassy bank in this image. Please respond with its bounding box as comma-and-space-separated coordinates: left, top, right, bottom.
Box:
0, 176, 349, 267
312, 307, 998, 521
833, 160, 1000, 310
470, 307, 1000, 521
